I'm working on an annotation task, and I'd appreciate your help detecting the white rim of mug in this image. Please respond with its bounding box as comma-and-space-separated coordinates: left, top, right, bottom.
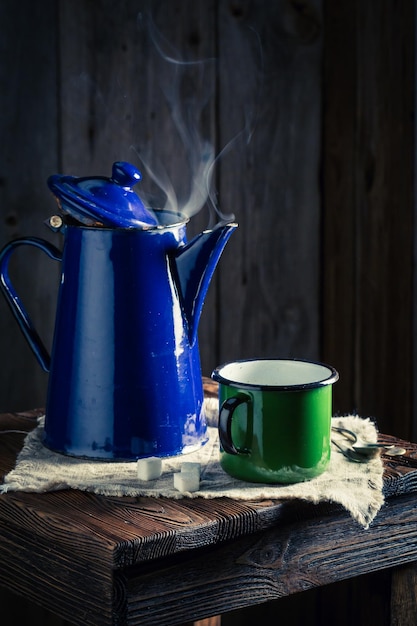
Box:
211, 358, 339, 391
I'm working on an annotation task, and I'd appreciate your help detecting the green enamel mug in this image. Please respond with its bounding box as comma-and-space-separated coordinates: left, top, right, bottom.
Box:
211, 359, 339, 484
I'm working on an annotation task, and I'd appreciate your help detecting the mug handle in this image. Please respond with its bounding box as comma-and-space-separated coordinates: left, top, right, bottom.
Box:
218, 393, 252, 455
0, 237, 62, 372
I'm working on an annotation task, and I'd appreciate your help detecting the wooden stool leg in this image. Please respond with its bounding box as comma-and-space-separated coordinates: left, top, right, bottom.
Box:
193, 619, 221, 626
182, 617, 221, 626
391, 563, 417, 625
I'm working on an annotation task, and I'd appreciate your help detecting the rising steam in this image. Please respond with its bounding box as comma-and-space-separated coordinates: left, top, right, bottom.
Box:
132, 12, 237, 224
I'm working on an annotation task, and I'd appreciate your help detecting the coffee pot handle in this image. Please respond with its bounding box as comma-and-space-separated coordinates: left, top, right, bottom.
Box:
0, 237, 62, 372
218, 394, 252, 455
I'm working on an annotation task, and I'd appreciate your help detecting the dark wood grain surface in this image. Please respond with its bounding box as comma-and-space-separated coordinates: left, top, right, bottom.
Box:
2, 394, 417, 625
123, 492, 417, 625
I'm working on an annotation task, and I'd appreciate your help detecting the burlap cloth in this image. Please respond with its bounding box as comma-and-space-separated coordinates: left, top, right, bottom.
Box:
0, 399, 384, 528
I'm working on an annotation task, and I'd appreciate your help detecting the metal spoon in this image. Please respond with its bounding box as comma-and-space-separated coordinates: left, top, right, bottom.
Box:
352, 443, 395, 455
331, 426, 395, 457
382, 446, 407, 456
331, 439, 373, 463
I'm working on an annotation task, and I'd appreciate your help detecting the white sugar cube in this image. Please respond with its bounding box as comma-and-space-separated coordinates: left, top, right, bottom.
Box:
173, 470, 200, 493
136, 457, 162, 481
180, 462, 201, 477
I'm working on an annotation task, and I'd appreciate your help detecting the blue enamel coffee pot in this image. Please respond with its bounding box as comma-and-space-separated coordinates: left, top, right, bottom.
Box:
0, 162, 237, 459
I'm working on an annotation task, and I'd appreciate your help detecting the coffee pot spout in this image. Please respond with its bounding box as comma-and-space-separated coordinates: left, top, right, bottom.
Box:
173, 220, 238, 345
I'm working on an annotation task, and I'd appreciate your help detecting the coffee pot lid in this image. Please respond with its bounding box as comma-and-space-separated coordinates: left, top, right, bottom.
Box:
47, 161, 158, 228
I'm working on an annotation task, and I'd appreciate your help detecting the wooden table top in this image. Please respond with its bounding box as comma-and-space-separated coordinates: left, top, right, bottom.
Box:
2, 395, 417, 625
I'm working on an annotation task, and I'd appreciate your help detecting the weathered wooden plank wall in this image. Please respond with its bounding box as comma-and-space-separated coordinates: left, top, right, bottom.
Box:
0, 0, 322, 412
0, 0, 59, 412
217, 0, 322, 362
0, 0, 415, 625
322, 0, 415, 441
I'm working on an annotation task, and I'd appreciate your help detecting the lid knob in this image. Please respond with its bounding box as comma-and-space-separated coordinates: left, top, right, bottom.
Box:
111, 161, 142, 188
